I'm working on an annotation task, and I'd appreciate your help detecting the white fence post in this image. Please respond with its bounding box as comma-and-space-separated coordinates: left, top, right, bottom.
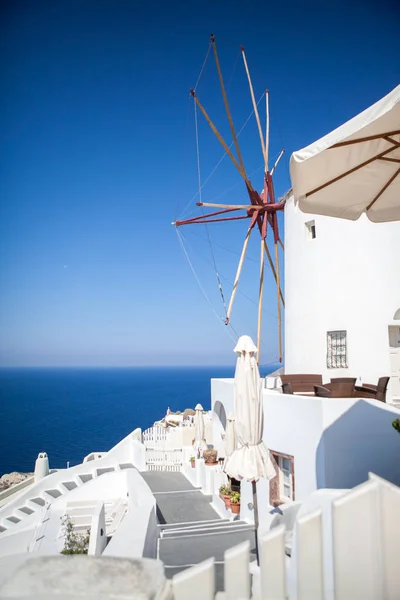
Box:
260, 525, 287, 600
224, 540, 251, 600
173, 558, 215, 600
296, 509, 324, 600
333, 480, 381, 600
167, 474, 400, 599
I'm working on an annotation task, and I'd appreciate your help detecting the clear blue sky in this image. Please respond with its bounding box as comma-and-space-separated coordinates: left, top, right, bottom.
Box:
0, 0, 398, 367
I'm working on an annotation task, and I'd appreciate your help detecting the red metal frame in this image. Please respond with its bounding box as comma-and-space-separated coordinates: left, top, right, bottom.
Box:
175, 173, 283, 243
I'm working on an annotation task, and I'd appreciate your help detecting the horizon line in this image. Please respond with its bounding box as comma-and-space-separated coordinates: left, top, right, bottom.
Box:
0, 362, 281, 369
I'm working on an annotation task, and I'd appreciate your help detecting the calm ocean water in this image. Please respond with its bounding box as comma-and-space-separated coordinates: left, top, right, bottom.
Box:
0, 365, 277, 476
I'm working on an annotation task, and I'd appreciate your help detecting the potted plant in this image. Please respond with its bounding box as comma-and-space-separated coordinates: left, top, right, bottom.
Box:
219, 485, 232, 509
189, 456, 195, 468
230, 491, 241, 515
203, 449, 218, 465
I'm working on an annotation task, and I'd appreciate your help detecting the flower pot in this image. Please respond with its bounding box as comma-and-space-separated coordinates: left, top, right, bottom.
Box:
190, 462, 195, 469
223, 495, 231, 509
219, 493, 231, 508
231, 502, 240, 515
205, 461, 217, 466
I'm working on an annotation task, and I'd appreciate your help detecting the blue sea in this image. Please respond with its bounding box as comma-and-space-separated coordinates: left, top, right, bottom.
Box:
0, 365, 277, 476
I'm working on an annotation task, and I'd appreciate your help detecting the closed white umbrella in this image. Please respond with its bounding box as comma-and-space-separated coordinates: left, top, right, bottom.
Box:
194, 403, 207, 455
224, 336, 275, 482
290, 84, 400, 223
224, 335, 275, 564
224, 413, 236, 460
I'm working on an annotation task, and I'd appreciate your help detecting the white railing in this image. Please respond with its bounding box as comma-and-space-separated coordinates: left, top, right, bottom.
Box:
172, 473, 400, 600
145, 448, 183, 472
143, 426, 168, 445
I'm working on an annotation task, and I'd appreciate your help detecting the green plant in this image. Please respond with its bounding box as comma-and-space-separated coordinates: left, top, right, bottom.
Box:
60, 515, 90, 555
393, 419, 400, 433
230, 492, 240, 505
189, 456, 195, 463
219, 485, 231, 495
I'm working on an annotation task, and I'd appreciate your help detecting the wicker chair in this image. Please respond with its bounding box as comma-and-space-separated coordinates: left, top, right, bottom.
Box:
314, 385, 332, 398
281, 382, 293, 394
354, 377, 390, 403
315, 381, 355, 398
280, 374, 322, 394
330, 377, 357, 385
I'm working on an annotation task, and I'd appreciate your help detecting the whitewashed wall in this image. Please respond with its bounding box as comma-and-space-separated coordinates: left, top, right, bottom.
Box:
284, 195, 400, 403
211, 379, 400, 520
103, 469, 158, 559
0, 429, 145, 532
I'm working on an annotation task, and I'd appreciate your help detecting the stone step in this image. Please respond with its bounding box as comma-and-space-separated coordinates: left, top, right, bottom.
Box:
162, 522, 254, 539
158, 518, 229, 531
161, 519, 247, 534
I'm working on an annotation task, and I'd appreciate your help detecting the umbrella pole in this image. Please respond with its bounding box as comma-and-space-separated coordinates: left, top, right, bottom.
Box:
252, 480, 260, 565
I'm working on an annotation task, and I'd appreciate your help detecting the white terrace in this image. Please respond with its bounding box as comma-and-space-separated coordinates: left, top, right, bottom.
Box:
0, 387, 399, 598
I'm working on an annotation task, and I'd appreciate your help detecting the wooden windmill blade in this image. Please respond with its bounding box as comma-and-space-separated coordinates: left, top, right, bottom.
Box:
241, 46, 285, 363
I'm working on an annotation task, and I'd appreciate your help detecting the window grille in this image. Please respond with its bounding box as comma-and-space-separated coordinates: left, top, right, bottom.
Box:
327, 330, 348, 369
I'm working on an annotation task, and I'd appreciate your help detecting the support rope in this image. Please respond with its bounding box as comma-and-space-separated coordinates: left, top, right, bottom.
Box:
178, 227, 279, 357
194, 42, 212, 93
179, 229, 278, 319
179, 91, 266, 221
175, 229, 237, 343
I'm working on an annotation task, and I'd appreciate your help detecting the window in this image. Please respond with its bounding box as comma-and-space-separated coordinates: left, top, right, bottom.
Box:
327, 330, 348, 369
270, 451, 295, 504
305, 220, 316, 240
278, 456, 293, 500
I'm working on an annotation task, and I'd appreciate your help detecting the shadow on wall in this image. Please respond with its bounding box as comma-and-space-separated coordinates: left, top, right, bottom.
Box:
214, 401, 227, 430
316, 400, 400, 490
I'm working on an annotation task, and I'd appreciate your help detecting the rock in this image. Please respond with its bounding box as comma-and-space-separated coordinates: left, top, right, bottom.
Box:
0, 472, 32, 492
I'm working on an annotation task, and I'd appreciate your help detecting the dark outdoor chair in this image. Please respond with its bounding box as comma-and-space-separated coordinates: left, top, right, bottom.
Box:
315, 381, 355, 398
314, 385, 332, 398
355, 376, 390, 403
280, 374, 323, 394
330, 377, 357, 385
282, 382, 293, 395
326, 381, 355, 398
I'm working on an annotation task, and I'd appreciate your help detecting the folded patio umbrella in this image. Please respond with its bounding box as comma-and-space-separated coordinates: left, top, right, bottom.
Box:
224, 335, 275, 564
194, 403, 207, 455
290, 84, 400, 223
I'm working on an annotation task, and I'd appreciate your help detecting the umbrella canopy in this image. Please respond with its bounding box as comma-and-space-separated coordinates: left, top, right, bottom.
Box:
224, 413, 237, 459
290, 84, 400, 223
194, 403, 207, 453
224, 336, 275, 482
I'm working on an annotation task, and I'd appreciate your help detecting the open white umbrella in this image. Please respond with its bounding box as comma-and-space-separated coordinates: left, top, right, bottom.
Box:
194, 403, 207, 456
224, 335, 275, 563
290, 84, 400, 223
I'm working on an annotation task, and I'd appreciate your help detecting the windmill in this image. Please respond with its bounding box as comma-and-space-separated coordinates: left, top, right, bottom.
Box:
173, 35, 286, 364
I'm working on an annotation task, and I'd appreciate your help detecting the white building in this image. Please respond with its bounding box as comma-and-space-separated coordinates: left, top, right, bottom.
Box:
212, 379, 400, 518
284, 193, 400, 404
